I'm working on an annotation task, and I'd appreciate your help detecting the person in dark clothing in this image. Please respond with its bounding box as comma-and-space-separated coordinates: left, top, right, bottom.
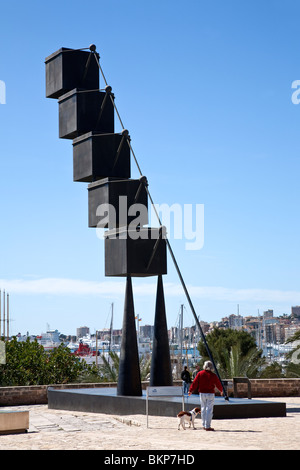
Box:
192, 364, 201, 380
188, 361, 223, 431
181, 366, 191, 395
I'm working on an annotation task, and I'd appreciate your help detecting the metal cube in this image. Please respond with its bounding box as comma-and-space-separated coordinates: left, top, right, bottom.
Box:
45, 48, 99, 99
73, 132, 130, 182
104, 227, 167, 277
88, 177, 148, 228
45, 47, 99, 98
58, 89, 114, 139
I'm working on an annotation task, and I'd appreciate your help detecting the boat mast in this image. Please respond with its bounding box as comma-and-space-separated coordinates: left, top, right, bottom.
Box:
109, 302, 114, 352
180, 304, 183, 368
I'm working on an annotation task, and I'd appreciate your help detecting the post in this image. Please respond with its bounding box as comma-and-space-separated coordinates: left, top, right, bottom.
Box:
6, 293, 9, 340
3, 290, 5, 341
146, 388, 149, 428
95, 331, 98, 367
180, 304, 183, 369
109, 303, 114, 351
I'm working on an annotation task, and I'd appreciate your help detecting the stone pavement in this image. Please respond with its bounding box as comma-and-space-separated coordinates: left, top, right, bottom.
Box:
0, 397, 299, 451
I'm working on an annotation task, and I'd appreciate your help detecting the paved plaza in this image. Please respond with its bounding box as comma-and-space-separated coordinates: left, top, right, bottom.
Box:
0, 397, 299, 451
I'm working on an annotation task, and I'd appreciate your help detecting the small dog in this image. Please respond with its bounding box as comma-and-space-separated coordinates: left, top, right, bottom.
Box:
177, 407, 201, 430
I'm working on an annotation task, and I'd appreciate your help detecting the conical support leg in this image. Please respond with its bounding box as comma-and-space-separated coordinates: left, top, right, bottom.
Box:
150, 275, 173, 386
117, 276, 142, 396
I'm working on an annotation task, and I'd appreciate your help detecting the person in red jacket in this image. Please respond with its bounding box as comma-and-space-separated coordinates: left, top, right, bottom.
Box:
188, 360, 223, 431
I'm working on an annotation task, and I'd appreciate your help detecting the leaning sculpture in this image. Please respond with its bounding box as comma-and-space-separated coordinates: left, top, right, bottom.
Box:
45, 44, 226, 399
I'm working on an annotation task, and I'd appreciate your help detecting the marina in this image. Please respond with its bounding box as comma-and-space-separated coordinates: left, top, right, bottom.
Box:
16, 300, 298, 372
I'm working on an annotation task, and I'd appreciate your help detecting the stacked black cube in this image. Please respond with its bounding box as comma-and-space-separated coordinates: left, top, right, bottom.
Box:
45, 46, 167, 277
45, 46, 172, 395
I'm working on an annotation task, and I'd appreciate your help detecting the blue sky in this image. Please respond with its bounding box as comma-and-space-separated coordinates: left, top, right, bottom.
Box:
1, 0, 300, 336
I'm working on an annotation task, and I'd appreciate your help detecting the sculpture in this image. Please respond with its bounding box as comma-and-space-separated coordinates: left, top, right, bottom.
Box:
45, 45, 171, 396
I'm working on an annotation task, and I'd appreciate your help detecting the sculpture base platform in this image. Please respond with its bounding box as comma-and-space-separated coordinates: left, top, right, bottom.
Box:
0, 410, 29, 435
48, 387, 286, 419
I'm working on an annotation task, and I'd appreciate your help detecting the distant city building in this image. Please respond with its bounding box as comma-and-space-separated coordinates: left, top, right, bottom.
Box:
291, 306, 300, 319
264, 318, 279, 343
200, 321, 210, 334
284, 325, 300, 342
228, 314, 243, 330
13, 302, 300, 353
276, 323, 287, 344
244, 317, 263, 347
218, 317, 229, 329
77, 326, 89, 338
113, 329, 122, 336
263, 309, 273, 319
140, 324, 154, 339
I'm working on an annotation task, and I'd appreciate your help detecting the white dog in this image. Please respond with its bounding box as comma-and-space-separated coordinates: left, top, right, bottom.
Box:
177, 407, 201, 430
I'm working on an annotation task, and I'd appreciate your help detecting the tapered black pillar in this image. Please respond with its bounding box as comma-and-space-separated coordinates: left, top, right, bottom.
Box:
117, 276, 142, 396
150, 275, 173, 386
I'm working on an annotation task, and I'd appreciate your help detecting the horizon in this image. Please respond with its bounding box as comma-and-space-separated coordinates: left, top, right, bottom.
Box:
1, 1, 300, 337
2, 280, 300, 337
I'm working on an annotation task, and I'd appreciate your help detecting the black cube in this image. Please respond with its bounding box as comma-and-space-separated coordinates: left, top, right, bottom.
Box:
58, 89, 114, 139
73, 132, 130, 182
45, 48, 99, 99
104, 227, 167, 277
88, 177, 148, 228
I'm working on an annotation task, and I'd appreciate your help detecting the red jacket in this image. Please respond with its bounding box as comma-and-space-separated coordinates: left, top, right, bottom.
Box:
189, 370, 223, 394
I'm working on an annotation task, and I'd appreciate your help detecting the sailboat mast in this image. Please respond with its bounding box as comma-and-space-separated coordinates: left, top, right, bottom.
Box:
109, 302, 114, 351
180, 304, 183, 367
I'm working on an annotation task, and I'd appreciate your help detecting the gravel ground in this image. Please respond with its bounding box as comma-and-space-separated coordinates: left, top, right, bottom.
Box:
0, 397, 299, 451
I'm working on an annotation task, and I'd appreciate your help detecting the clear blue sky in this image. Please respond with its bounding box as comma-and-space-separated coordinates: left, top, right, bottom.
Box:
1, 0, 300, 336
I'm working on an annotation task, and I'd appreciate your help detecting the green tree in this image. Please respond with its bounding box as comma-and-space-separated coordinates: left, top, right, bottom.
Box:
198, 328, 266, 378
0, 337, 91, 386
259, 361, 285, 378
0, 337, 48, 385
285, 361, 300, 378
44, 343, 86, 384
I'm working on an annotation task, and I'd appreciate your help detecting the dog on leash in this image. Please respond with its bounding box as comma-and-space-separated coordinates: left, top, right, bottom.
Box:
177, 407, 201, 430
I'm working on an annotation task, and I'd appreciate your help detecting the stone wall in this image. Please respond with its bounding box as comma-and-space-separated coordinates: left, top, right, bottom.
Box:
0, 385, 48, 406
0, 379, 299, 406
227, 378, 300, 398
0, 383, 115, 406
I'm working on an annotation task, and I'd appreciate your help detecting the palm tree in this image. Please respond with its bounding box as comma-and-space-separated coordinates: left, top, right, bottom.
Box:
139, 354, 151, 381
98, 351, 119, 382
216, 342, 266, 378
284, 330, 300, 378
98, 351, 151, 382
